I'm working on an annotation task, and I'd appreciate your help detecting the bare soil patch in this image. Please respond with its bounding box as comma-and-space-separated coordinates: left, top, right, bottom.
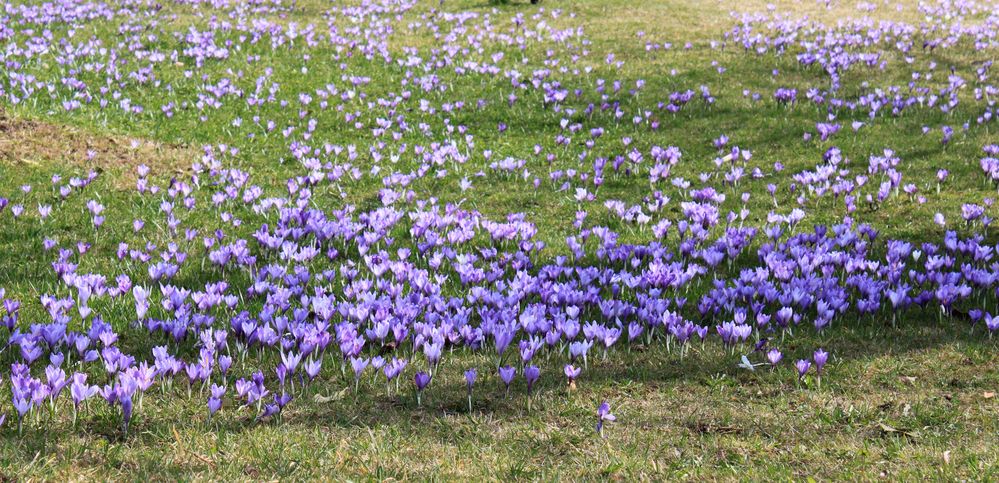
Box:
0, 109, 195, 187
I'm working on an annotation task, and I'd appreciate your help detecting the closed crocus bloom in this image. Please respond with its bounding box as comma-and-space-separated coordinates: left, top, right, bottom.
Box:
464, 368, 477, 392
414, 371, 431, 406
205, 384, 223, 414
208, 396, 222, 416
464, 368, 478, 412
524, 365, 540, 395
304, 359, 322, 381
351, 357, 369, 380
498, 366, 516, 395
120, 394, 134, 434
218, 355, 233, 375
795, 360, 811, 380
813, 349, 829, 374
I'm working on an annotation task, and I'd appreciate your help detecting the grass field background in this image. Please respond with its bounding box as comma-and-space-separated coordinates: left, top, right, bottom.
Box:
1, 0, 998, 479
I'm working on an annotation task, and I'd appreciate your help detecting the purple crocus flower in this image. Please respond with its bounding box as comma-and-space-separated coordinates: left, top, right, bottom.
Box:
351, 357, 369, 393
304, 359, 322, 381
208, 384, 225, 418
498, 366, 516, 395
766, 348, 783, 367
133, 286, 151, 321
120, 393, 134, 434
596, 401, 616, 437
524, 365, 540, 396
344, 353, 369, 380
414, 371, 431, 406
383, 358, 407, 395
70, 373, 96, 411
207, 397, 222, 417
280, 351, 302, 374
464, 368, 477, 392
564, 364, 582, 389
218, 355, 233, 375
464, 368, 477, 412
13, 397, 30, 434
986, 314, 999, 335
259, 403, 280, 421
795, 359, 811, 380
813, 349, 829, 374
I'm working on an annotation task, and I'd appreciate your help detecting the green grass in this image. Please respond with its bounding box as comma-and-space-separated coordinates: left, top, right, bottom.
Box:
4, 320, 998, 479
1, 0, 998, 479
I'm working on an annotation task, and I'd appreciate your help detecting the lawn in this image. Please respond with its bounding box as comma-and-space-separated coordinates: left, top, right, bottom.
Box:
1, 0, 998, 479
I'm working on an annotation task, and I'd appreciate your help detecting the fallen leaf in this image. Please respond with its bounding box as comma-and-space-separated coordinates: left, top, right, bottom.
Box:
983, 391, 995, 399
878, 422, 915, 438
313, 386, 350, 403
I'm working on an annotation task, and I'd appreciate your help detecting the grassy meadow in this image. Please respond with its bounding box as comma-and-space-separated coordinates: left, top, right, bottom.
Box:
1, 0, 998, 479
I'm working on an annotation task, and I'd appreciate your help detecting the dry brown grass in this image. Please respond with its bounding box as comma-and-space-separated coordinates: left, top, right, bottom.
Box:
0, 108, 195, 188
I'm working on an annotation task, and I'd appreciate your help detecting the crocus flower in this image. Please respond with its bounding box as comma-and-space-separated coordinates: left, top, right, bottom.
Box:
351, 357, 369, 393
464, 368, 477, 411
564, 364, 582, 390
766, 348, 783, 367
207, 396, 222, 417
812, 348, 830, 388
498, 366, 516, 396
813, 349, 829, 374
414, 371, 431, 406
259, 403, 280, 421
13, 398, 30, 434
218, 355, 233, 375
133, 286, 150, 320
70, 373, 96, 423
987, 314, 999, 336
795, 359, 811, 381
304, 359, 322, 381
596, 401, 616, 437
120, 394, 134, 434
208, 384, 225, 419
524, 365, 540, 396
